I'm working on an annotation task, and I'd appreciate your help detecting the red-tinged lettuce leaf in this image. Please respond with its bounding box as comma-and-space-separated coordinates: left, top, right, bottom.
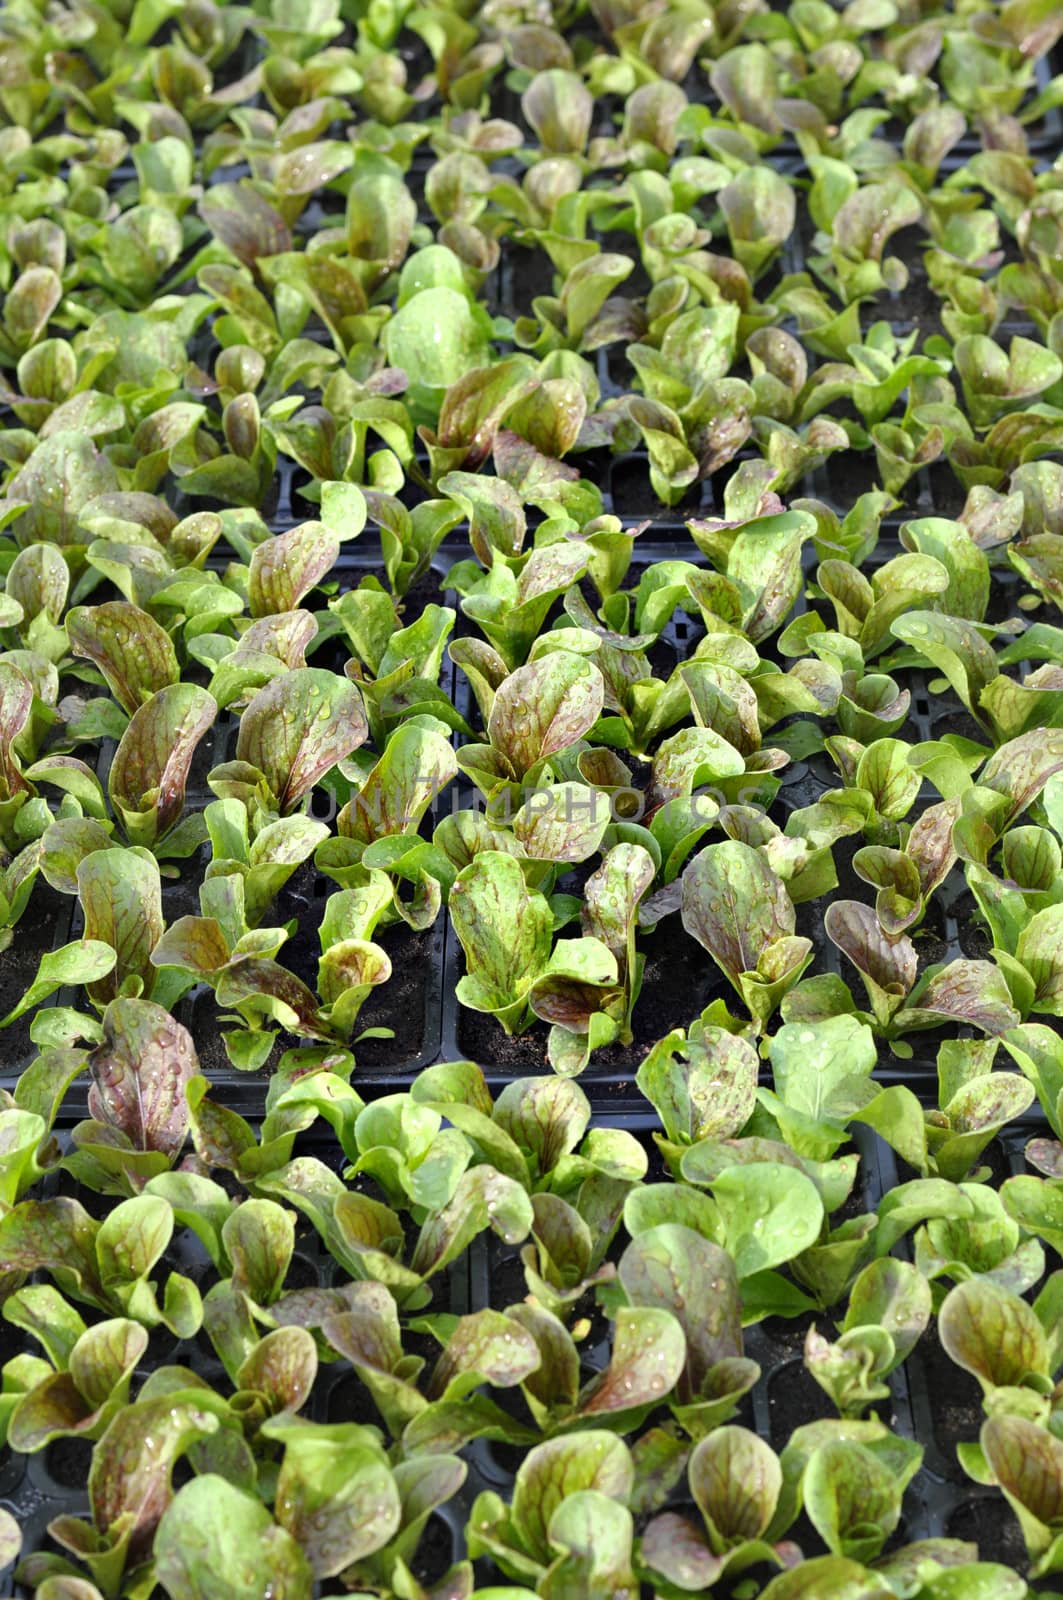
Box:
0, 1106, 49, 1206
980, 728, 1063, 825
757, 1555, 894, 1599
895, 959, 1020, 1036
235, 610, 318, 669
66, 602, 179, 717
199, 182, 292, 267
9, 430, 118, 547
411, 1166, 534, 1280
0, 1506, 18, 1570
1016, 904, 1063, 1015
841, 1259, 931, 1370
260, 1417, 401, 1578
108, 684, 216, 848
690, 1424, 782, 1546
578, 1305, 684, 1417
681, 841, 795, 986
1, 939, 116, 1027
636, 1020, 758, 1145
236, 668, 368, 814
86, 998, 197, 1159
521, 69, 593, 153
450, 851, 553, 1030
8, 1318, 147, 1451
214, 956, 334, 1041
343, 721, 457, 846
541, 1489, 636, 1599
649, 728, 746, 810
510, 1432, 633, 1566
905, 799, 960, 899
619, 1224, 743, 1401
235, 1326, 317, 1416
493, 1074, 590, 1178
527, 937, 621, 1033
1023, 1138, 1063, 1178
0, 661, 32, 800
88, 1394, 221, 1557
939, 1277, 1049, 1392
640, 1511, 731, 1590
630, 1427, 688, 1510
802, 1438, 905, 1565
507, 1301, 580, 1422
222, 1198, 295, 1304
512, 781, 612, 864
41, 817, 115, 895
427, 1308, 540, 1402
150, 916, 231, 980
248, 524, 340, 619
582, 842, 655, 969
76, 847, 164, 1004
0, 1196, 104, 1305
155, 1474, 313, 1600
487, 654, 605, 780
981, 1414, 1063, 1563
823, 900, 916, 1026
429, 356, 540, 465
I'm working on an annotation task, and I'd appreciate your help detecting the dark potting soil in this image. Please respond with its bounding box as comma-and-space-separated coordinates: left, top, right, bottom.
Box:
0, 879, 70, 1073
920, 462, 967, 521
886, 271, 946, 342
913, 905, 950, 974
823, 449, 887, 510
353, 925, 433, 1070
284, 1252, 321, 1292
947, 1498, 1033, 1577
609, 454, 703, 519
411, 1515, 458, 1587
954, 891, 993, 961
326, 1372, 386, 1429
455, 912, 726, 1078
915, 1323, 984, 1481
927, 707, 988, 746
767, 1357, 832, 1450
44, 1435, 93, 1492
490, 1247, 530, 1315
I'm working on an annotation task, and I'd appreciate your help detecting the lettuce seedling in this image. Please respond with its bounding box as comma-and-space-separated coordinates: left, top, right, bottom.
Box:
681, 840, 812, 1031
639, 1428, 797, 1591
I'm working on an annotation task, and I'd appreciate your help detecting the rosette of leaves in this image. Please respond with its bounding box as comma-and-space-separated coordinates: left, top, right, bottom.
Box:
680, 840, 812, 1032
0, 1187, 201, 1336
449, 849, 627, 1069
685, 505, 819, 646
320, 714, 460, 919
398, 1298, 687, 1455
210, 666, 369, 818
446, 540, 592, 669
454, 651, 605, 811
467, 1432, 638, 1593
255, 1136, 533, 1312
638, 1428, 798, 1591
636, 1011, 759, 1171
2, 1300, 147, 1454
819, 897, 1019, 1049
804, 1259, 931, 1419
891, 612, 1063, 747
624, 302, 754, 504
